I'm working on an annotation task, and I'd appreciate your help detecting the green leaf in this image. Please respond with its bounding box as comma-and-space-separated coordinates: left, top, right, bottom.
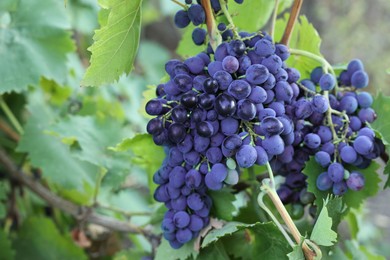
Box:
222, 222, 291, 260
303, 157, 381, 209
325, 197, 346, 231
202, 222, 254, 248
0, 0, 74, 93
110, 134, 164, 190
342, 161, 381, 209
230, 0, 274, 32
40, 77, 72, 106
155, 239, 198, 260
344, 240, 385, 260
13, 217, 87, 260
0, 229, 15, 260
0, 181, 8, 219
197, 241, 230, 260
82, 0, 142, 86
176, 24, 205, 58
287, 245, 305, 260
302, 156, 328, 208
48, 115, 132, 188
370, 92, 390, 187
274, 15, 323, 79
310, 200, 337, 246
208, 189, 236, 221
17, 91, 98, 204
113, 249, 148, 260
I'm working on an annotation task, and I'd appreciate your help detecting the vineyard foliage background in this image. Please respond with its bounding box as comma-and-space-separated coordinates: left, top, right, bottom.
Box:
0, 0, 390, 259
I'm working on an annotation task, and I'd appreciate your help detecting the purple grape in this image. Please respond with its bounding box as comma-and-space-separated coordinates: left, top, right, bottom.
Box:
339, 95, 358, 114
347, 59, 364, 76
258, 108, 276, 120
196, 121, 214, 137
174, 10, 190, 28
262, 135, 285, 155
358, 127, 375, 140
353, 135, 373, 155
162, 218, 175, 233
237, 99, 256, 120
187, 192, 204, 211
332, 181, 348, 195
254, 39, 275, 57
315, 151, 331, 167
238, 55, 252, 74
346, 172, 365, 191
208, 61, 223, 76
235, 145, 257, 168
206, 147, 223, 164
275, 44, 290, 61
261, 54, 282, 74
340, 146, 357, 164
304, 133, 321, 149
327, 162, 344, 182
310, 67, 323, 84
349, 116, 362, 131
188, 4, 205, 25
222, 55, 239, 73
168, 123, 187, 144
189, 215, 204, 232
316, 126, 332, 143
275, 81, 293, 102
228, 80, 251, 100
176, 228, 193, 243
185, 56, 205, 74
210, 163, 228, 182
358, 108, 376, 123
294, 99, 313, 119
193, 134, 210, 153
213, 70, 233, 90
316, 172, 333, 191
319, 73, 336, 91
228, 39, 246, 56
245, 64, 269, 85
214, 93, 237, 116
311, 95, 329, 113
185, 169, 202, 188
220, 118, 239, 135
255, 146, 268, 165
261, 116, 284, 135
351, 70, 369, 88
173, 211, 190, 228
357, 92, 373, 108
248, 86, 267, 104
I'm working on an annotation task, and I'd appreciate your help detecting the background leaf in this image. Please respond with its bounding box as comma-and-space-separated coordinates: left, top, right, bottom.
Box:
0, 230, 15, 260
310, 200, 337, 246
12, 217, 87, 260
82, 0, 142, 86
370, 92, 390, 188
0, 0, 74, 93
208, 189, 236, 221
176, 24, 205, 58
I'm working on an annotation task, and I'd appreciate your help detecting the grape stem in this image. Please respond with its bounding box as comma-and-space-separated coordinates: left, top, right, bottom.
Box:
0, 97, 24, 135
257, 191, 295, 247
171, 0, 187, 9
269, 0, 280, 41
280, 0, 303, 46
201, 0, 222, 51
218, 0, 239, 38
260, 164, 319, 259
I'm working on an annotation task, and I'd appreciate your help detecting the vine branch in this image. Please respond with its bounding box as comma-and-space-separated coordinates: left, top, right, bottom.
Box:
201, 0, 221, 51
0, 148, 156, 238
280, 0, 303, 46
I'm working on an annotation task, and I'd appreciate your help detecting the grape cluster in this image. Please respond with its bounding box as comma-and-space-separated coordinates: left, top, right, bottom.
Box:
145, 30, 330, 247
174, 0, 244, 46
276, 60, 383, 208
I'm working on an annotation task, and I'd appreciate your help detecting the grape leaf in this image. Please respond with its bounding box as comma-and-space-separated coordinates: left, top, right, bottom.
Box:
48, 115, 132, 188
109, 134, 164, 190
370, 92, 390, 188
0, 229, 15, 260
201, 222, 255, 248
274, 15, 323, 79
310, 200, 337, 246
208, 189, 236, 221
113, 249, 148, 260
13, 217, 87, 260
197, 241, 230, 260
82, 0, 142, 86
17, 91, 98, 204
302, 156, 328, 208
325, 197, 346, 231
303, 157, 381, 209
221, 222, 291, 260
287, 245, 304, 260
0, 0, 74, 93
155, 239, 198, 260
344, 240, 385, 260
230, 0, 274, 32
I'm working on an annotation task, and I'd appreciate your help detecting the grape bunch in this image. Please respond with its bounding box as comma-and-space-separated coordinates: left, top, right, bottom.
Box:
145, 27, 334, 247
276, 59, 384, 208
174, 0, 244, 46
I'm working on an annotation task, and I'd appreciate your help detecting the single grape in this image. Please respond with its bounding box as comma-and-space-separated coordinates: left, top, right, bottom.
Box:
358, 108, 376, 123
261, 54, 282, 74
188, 4, 205, 26
245, 64, 269, 85
189, 215, 204, 232
214, 93, 237, 116
353, 135, 373, 155
220, 117, 239, 135
332, 181, 348, 196
176, 228, 193, 243
254, 39, 275, 57
275, 81, 293, 102
262, 135, 285, 155
185, 169, 202, 188
255, 146, 268, 165
192, 28, 206, 45
339, 95, 358, 114
228, 39, 246, 56
294, 99, 313, 119
327, 162, 344, 183
319, 73, 336, 91
316, 172, 333, 191
174, 10, 190, 28
275, 44, 290, 61
185, 56, 205, 74
310, 67, 323, 84
351, 70, 369, 88
347, 59, 364, 76
187, 192, 204, 211
217, 22, 226, 31
311, 95, 329, 113
168, 123, 187, 144
228, 79, 251, 100
248, 86, 267, 104
222, 55, 239, 73
237, 99, 256, 121
304, 133, 321, 149
147, 118, 163, 135
340, 146, 358, 164
315, 151, 331, 167
235, 145, 257, 168
261, 116, 284, 136
173, 211, 190, 228
213, 70, 232, 90
346, 172, 365, 191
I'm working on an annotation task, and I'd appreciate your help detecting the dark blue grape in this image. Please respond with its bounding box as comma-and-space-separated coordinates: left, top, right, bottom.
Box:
174, 10, 190, 28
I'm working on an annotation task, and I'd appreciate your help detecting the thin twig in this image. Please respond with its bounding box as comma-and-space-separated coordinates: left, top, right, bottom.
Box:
0, 148, 155, 238
270, 0, 280, 40
280, 0, 303, 46
0, 97, 24, 135
0, 118, 19, 141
